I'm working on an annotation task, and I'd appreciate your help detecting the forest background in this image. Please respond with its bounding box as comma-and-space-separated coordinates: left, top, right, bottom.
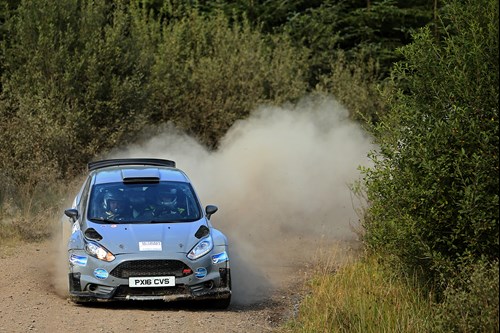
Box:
0, 0, 498, 332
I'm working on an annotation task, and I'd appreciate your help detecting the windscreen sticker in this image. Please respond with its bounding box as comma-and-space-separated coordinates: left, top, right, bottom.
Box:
139, 241, 162, 251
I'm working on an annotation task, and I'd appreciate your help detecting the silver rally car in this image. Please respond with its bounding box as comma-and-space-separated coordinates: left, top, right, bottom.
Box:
63, 158, 231, 308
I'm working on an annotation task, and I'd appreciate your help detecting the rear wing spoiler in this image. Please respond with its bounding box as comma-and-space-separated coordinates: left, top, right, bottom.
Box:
88, 158, 176, 171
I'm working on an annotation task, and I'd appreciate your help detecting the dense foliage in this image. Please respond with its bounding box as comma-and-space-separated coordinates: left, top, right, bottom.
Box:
197, 0, 436, 85
0, 0, 308, 187
0, 0, 435, 193
1, 0, 497, 329
362, 0, 499, 291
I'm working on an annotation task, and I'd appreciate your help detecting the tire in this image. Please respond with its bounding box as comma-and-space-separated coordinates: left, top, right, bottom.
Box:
212, 296, 231, 309
69, 295, 86, 304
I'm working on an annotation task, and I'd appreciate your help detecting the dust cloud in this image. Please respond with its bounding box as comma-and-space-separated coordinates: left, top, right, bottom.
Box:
51, 193, 80, 298
111, 96, 375, 305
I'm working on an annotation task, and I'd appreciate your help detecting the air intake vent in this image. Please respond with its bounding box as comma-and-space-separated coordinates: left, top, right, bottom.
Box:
84, 228, 103, 241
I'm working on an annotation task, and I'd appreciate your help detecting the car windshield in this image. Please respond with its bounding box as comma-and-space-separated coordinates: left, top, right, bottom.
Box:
87, 181, 202, 223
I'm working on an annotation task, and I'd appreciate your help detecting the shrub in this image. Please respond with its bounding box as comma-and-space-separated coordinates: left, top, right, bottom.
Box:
362, 0, 499, 287
149, 9, 309, 148
315, 50, 388, 126
433, 261, 499, 333
0, 0, 154, 182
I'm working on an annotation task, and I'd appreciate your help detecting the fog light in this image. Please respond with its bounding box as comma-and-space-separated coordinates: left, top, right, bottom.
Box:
204, 280, 214, 290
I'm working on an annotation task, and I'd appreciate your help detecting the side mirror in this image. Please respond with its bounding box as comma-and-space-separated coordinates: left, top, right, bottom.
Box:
64, 208, 79, 221
205, 205, 218, 219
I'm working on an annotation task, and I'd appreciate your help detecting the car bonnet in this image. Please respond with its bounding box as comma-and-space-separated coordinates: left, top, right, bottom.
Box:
85, 220, 208, 255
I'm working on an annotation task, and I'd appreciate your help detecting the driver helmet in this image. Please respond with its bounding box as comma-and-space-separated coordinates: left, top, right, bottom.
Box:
103, 190, 126, 214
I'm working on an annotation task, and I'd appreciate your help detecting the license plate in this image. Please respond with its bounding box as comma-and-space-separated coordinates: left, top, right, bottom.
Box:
129, 276, 175, 287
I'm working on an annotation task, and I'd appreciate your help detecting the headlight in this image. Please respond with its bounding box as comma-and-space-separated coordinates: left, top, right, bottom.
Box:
85, 241, 115, 262
187, 237, 213, 260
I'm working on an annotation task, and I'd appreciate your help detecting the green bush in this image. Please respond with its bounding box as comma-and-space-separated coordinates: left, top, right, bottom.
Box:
0, 1, 309, 187
0, 0, 154, 182
362, 0, 499, 287
149, 9, 309, 148
315, 50, 388, 126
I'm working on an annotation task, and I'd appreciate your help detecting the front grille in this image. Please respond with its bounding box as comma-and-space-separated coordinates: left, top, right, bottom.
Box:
114, 285, 188, 297
110, 260, 190, 278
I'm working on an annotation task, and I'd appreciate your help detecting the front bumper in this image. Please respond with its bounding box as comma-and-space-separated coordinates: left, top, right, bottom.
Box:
69, 274, 231, 302
68, 249, 231, 302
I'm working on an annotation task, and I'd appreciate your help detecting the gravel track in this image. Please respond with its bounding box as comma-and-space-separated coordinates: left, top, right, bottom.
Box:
0, 240, 305, 333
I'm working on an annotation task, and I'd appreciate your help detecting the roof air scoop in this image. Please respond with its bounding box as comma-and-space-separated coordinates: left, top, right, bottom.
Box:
123, 177, 160, 184
121, 169, 160, 183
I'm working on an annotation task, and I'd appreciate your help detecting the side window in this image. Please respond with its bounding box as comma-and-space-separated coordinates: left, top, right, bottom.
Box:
178, 184, 201, 219
74, 176, 90, 207
78, 176, 92, 220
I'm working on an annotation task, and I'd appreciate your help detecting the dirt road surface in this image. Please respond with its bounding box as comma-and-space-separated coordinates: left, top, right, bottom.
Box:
1, 238, 356, 333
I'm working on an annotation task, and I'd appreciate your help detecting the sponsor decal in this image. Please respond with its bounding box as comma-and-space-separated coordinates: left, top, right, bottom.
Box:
94, 268, 109, 280
139, 241, 162, 251
69, 254, 88, 267
195, 267, 207, 279
211, 251, 229, 264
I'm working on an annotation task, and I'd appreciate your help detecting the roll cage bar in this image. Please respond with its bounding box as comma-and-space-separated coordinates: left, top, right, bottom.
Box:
88, 158, 176, 171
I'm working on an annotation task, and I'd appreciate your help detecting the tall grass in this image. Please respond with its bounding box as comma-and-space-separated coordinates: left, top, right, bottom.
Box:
280, 254, 435, 333
0, 175, 78, 246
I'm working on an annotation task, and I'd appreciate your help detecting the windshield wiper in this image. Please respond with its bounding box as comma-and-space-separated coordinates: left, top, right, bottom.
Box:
89, 217, 123, 224
148, 219, 176, 223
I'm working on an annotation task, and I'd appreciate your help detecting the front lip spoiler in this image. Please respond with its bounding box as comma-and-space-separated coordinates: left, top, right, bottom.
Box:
69, 286, 231, 303
125, 287, 231, 302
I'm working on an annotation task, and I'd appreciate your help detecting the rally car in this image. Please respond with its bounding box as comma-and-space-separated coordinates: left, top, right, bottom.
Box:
63, 158, 231, 308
